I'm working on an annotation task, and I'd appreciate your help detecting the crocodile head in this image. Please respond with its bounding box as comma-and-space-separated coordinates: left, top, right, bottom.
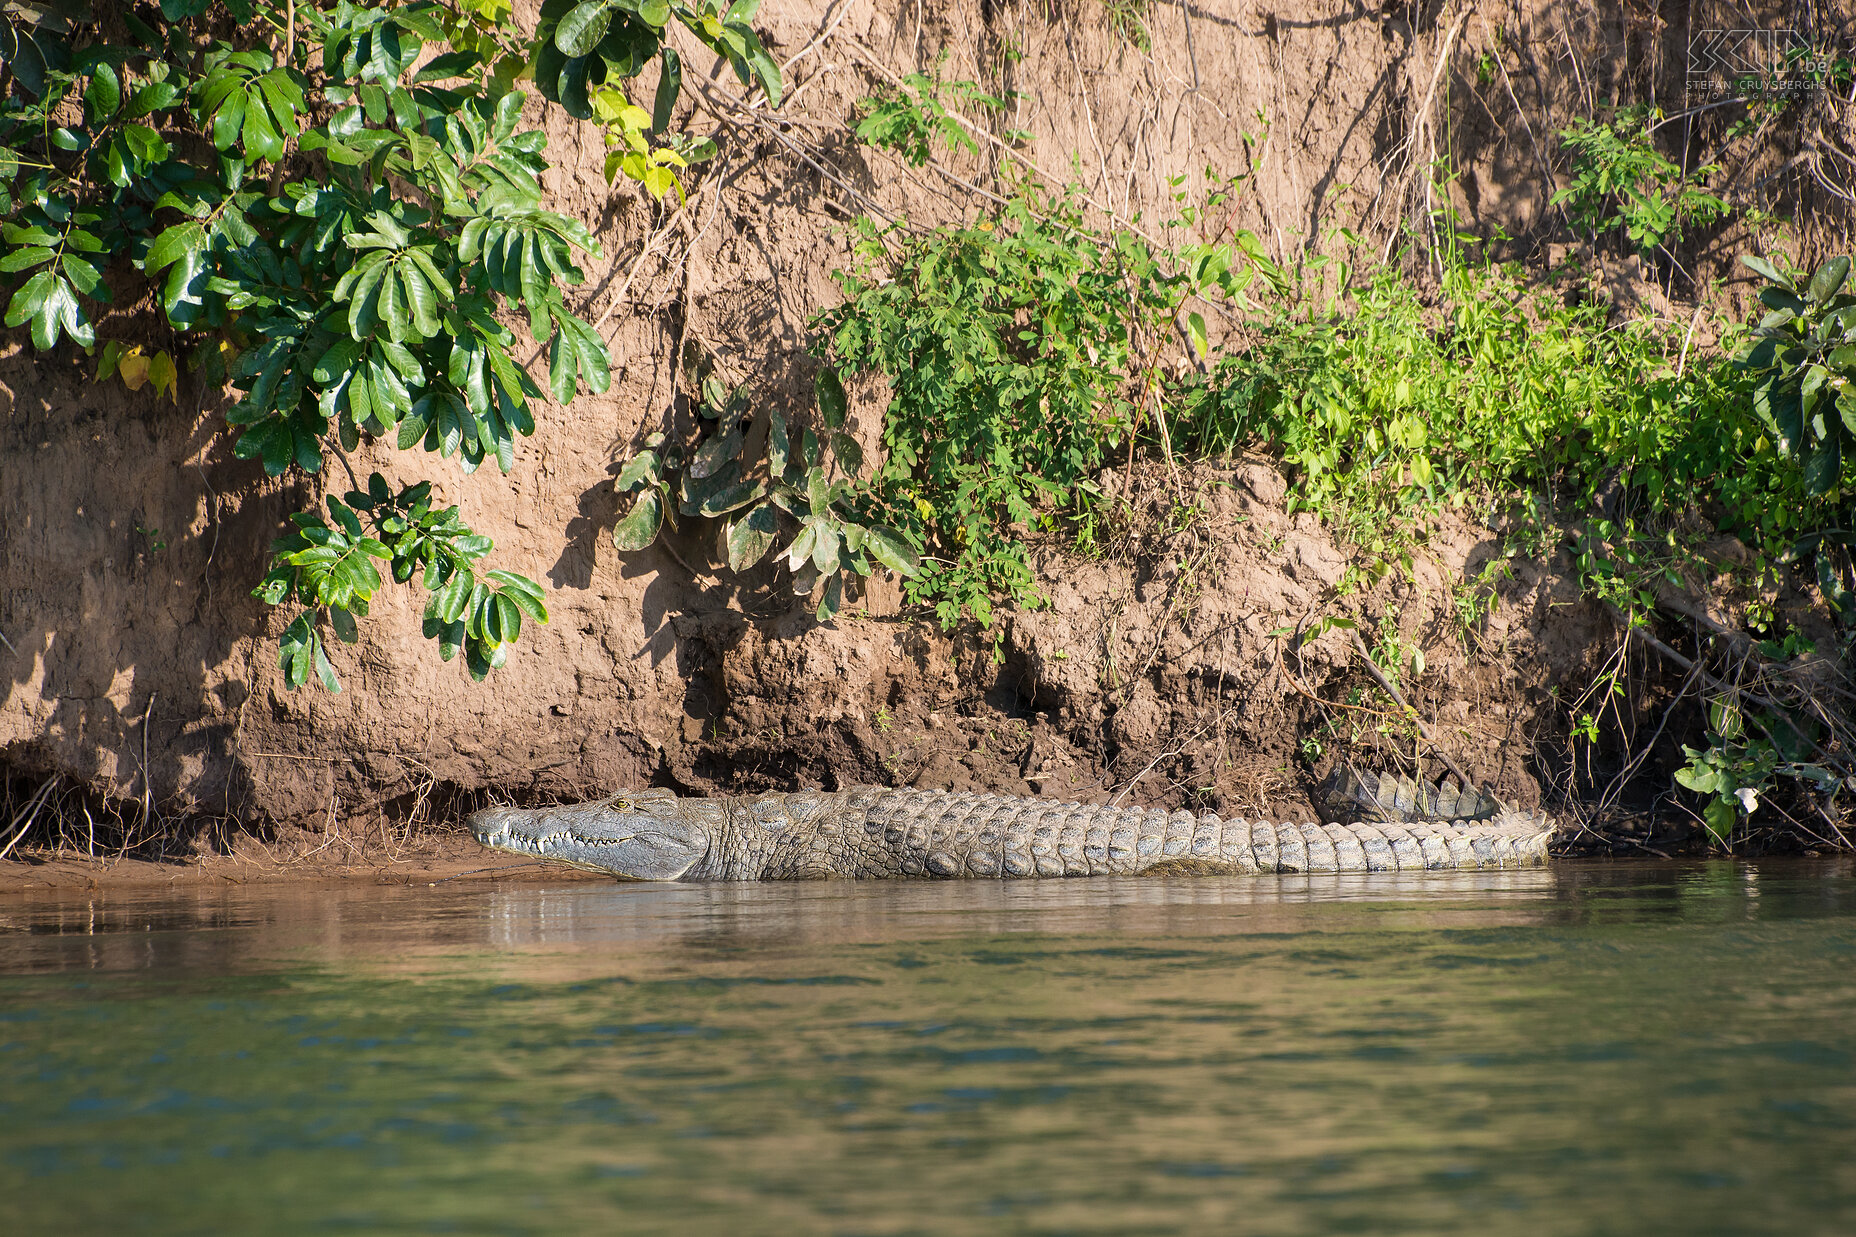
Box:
468, 790, 710, 880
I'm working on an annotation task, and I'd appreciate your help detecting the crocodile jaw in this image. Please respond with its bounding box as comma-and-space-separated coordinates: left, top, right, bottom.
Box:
468, 801, 710, 880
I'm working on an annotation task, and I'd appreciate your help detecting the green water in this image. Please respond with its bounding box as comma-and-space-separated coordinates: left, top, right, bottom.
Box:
3, 863, 1856, 1235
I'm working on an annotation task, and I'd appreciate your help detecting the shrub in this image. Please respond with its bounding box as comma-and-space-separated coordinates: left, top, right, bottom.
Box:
0, 0, 779, 688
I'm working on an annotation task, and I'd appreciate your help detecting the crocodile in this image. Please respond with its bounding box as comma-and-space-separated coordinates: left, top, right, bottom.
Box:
1315, 767, 1505, 825
468, 782, 1554, 881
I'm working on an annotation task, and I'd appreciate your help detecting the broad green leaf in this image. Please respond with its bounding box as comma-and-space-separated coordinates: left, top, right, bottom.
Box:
786, 522, 818, 570
612, 488, 664, 550
615, 449, 661, 492
243, 91, 284, 162
689, 425, 745, 479
1186, 310, 1208, 358
767, 408, 791, 478
1701, 798, 1735, 845
739, 27, 781, 107
1809, 256, 1851, 305
555, 0, 614, 57
816, 571, 843, 621
816, 367, 847, 427
697, 479, 764, 517
492, 582, 548, 623
144, 221, 207, 274
493, 591, 522, 644
726, 502, 779, 570
863, 525, 920, 576
85, 62, 121, 121
312, 632, 341, 691
1804, 437, 1841, 495
829, 431, 864, 476
652, 47, 681, 132
810, 518, 840, 573
210, 86, 248, 151
0, 246, 55, 274
1741, 253, 1792, 289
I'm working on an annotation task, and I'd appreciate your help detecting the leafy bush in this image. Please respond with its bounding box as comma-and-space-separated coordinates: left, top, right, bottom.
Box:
608, 362, 919, 621
1169, 240, 1856, 846
1167, 253, 1781, 553
852, 69, 1010, 167
1551, 110, 1728, 258
812, 186, 1251, 626
534, 0, 776, 199
0, 0, 776, 689
1731, 250, 1856, 627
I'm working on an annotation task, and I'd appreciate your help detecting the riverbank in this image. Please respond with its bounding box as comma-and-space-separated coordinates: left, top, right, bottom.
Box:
4, 1, 1851, 857
0, 829, 611, 894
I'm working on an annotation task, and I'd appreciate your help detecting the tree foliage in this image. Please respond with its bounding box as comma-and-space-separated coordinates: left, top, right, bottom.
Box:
0, 0, 778, 689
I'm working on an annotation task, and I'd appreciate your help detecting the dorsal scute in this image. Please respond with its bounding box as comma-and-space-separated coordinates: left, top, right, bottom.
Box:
1317, 767, 1510, 825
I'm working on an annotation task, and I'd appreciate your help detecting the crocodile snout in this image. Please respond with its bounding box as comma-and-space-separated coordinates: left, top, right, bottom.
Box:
468, 807, 522, 845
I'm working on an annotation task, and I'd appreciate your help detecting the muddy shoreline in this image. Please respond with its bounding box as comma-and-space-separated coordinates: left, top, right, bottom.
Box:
0, 833, 613, 895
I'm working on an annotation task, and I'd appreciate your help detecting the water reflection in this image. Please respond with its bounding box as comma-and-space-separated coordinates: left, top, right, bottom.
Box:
4, 861, 1852, 976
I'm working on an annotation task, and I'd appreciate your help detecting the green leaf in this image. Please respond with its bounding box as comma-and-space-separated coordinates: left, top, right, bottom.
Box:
613, 488, 664, 550
786, 522, 819, 571
767, 408, 791, 479
555, 0, 615, 57
689, 425, 745, 479
160, 245, 209, 325
1186, 310, 1208, 358
1741, 254, 1792, 289
829, 431, 864, 476
492, 591, 522, 644
490, 576, 549, 623
61, 253, 106, 300
698, 479, 764, 517
243, 90, 285, 162
1809, 257, 1852, 306
615, 449, 661, 492
85, 62, 121, 121
7, 270, 89, 350
726, 502, 779, 570
815, 571, 842, 621
1804, 437, 1840, 496
312, 633, 341, 692
144, 221, 207, 275
210, 85, 248, 151
413, 50, 482, 83
652, 47, 682, 133
816, 367, 847, 428
127, 80, 182, 118
0, 246, 55, 274
809, 518, 840, 573
864, 525, 921, 576
740, 27, 781, 107
379, 264, 408, 340
1701, 798, 1735, 845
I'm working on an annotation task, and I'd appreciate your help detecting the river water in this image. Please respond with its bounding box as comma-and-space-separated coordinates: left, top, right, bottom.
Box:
3, 861, 1855, 1235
